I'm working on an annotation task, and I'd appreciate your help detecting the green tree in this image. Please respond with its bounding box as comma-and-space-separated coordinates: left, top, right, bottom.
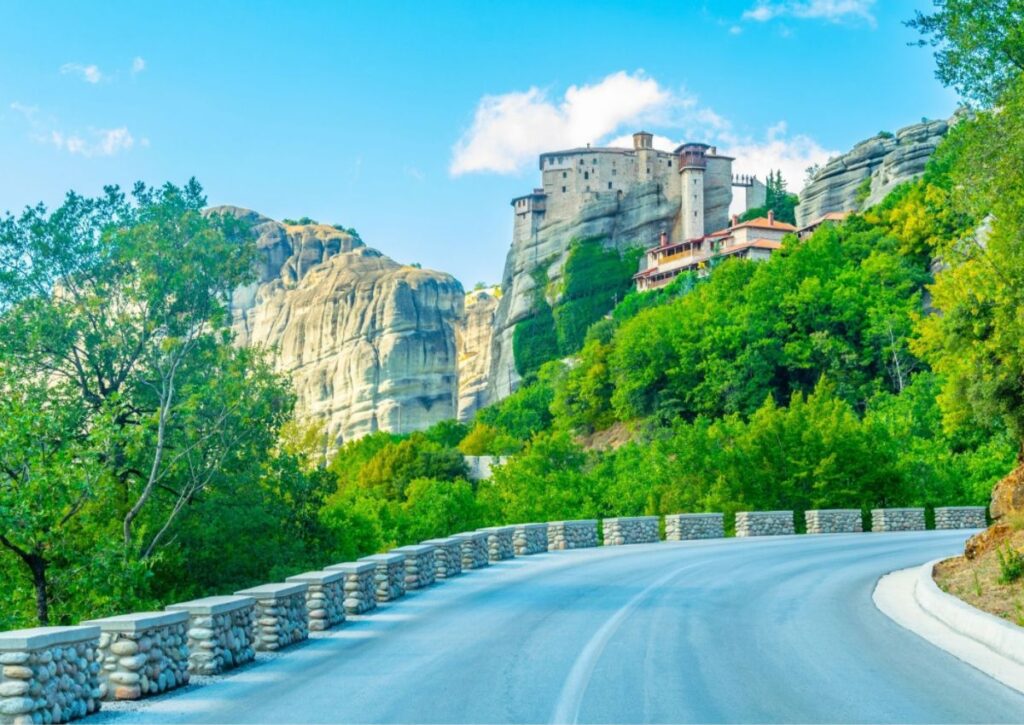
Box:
908, 0, 1024, 105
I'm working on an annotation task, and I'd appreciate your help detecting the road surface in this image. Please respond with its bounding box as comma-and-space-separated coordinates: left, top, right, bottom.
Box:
102, 531, 1024, 723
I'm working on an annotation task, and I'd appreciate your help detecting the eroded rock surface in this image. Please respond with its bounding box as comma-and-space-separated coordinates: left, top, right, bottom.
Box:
456, 288, 498, 422
219, 207, 464, 445
796, 117, 951, 227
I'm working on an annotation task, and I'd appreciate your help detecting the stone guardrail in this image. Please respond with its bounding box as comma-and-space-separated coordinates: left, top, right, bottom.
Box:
390, 545, 437, 590
934, 506, 987, 530
872, 507, 925, 532
452, 532, 490, 570
233, 583, 308, 652
548, 520, 599, 550
513, 524, 548, 555
602, 516, 660, 545
285, 571, 346, 631
82, 611, 190, 701
479, 526, 516, 561
165, 595, 255, 675
325, 562, 377, 615
421, 538, 463, 579
665, 513, 724, 540
358, 554, 407, 603
0, 625, 101, 724
735, 511, 795, 537
0, 505, 990, 723
805, 509, 862, 534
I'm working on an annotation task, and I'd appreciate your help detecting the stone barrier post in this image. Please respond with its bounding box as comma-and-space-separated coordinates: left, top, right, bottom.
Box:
735, 511, 795, 537
512, 524, 548, 555
420, 538, 463, 579
82, 611, 189, 701
390, 545, 437, 590
602, 516, 660, 545
664, 513, 724, 540
934, 506, 987, 529
0, 625, 101, 724
871, 507, 926, 532
478, 526, 515, 561
324, 562, 377, 615
284, 571, 346, 631
358, 554, 407, 602
164, 596, 255, 676
452, 532, 490, 570
805, 509, 863, 534
547, 520, 599, 549
233, 583, 309, 652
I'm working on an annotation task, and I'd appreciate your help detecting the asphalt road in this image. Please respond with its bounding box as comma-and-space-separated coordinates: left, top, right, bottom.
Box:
103, 530, 1024, 724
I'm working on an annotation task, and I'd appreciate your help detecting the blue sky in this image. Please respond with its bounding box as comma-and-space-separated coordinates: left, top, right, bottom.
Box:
0, 0, 956, 286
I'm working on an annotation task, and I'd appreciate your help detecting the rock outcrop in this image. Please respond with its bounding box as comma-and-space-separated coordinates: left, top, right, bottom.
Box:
796, 117, 951, 227
456, 288, 499, 422
487, 182, 707, 402
220, 207, 464, 445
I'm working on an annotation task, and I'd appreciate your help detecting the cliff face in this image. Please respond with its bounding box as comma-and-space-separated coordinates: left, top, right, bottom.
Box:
796, 117, 951, 227
456, 288, 499, 422
487, 180, 729, 402
220, 207, 464, 445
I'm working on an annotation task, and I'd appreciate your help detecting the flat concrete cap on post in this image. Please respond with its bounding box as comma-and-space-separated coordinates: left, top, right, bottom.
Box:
285, 570, 344, 585
872, 507, 924, 513
667, 512, 723, 518
325, 561, 377, 575
737, 510, 793, 516
452, 531, 488, 541
390, 544, 436, 555
359, 553, 406, 565
807, 508, 860, 513
478, 525, 515, 533
603, 516, 659, 523
421, 537, 459, 546
514, 523, 547, 529
548, 520, 598, 526
0, 625, 100, 651
82, 610, 189, 633
935, 506, 986, 512
235, 582, 307, 599
165, 595, 254, 616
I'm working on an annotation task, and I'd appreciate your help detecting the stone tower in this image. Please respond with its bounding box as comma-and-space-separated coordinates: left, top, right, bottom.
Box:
677, 142, 709, 240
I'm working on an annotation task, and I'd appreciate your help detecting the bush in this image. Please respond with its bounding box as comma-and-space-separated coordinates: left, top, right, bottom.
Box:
997, 545, 1024, 584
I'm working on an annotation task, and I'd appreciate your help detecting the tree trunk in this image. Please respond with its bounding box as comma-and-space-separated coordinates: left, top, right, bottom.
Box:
30, 555, 49, 626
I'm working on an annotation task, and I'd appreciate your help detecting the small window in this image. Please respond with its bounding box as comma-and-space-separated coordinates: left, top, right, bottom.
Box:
562, 171, 567, 178
562, 186, 567, 193
584, 171, 589, 180
586, 185, 590, 191
612, 169, 617, 175
668, 160, 672, 167
608, 182, 612, 189
592, 158, 597, 164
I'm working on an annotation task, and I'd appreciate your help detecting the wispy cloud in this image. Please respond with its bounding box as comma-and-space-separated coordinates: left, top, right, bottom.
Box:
131, 56, 146, 75
60, 62, 104, 84
50, 127, 137, 157
742, 0, 875, 26
9, 102, 143, 158
450, 71, 692, 176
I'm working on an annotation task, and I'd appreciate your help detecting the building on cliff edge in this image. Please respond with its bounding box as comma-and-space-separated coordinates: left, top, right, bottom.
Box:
634, 210, 797, 291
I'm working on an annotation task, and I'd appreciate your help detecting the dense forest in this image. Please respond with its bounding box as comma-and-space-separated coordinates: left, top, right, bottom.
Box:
2, 0, 1023, 630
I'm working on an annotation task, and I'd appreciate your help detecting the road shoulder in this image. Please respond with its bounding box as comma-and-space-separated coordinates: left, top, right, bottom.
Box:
874, 560, 1024, 695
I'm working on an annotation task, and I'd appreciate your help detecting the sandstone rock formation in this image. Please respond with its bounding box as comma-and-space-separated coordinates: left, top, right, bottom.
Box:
219, 207, 464, 445
456, 288, 499, 422
487, 181, 718, 402
796, 117, 951, 227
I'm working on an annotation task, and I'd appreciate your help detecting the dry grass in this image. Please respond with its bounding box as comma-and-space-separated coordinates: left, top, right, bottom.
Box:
935, 528, 1024, 626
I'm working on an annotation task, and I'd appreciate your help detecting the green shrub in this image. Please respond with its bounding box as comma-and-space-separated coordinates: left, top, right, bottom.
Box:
997, 545, 1024, 584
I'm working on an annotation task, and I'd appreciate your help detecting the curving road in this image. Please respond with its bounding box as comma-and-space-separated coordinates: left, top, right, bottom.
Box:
102, 531, 1024, 723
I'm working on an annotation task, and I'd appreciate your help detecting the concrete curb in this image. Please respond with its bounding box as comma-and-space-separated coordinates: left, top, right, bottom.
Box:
874, 559, 1024, 694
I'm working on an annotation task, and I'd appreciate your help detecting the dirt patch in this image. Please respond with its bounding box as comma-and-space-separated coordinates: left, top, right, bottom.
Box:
576, 421, 633, 451
935, 527, 1024, 626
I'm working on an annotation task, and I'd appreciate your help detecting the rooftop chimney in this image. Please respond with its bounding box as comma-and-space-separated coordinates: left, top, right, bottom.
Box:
659, 231, 668, 247
768, 210, 775, 224
731, 214, 739, 227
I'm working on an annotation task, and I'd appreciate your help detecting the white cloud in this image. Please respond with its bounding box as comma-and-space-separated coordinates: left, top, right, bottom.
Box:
742, 0, 875, 26
131, 56, 146, 75
60, 62, 104, 84
729, 25, 743, 35
451, 71, 684, 176
9, 102, 39, 120
49, 127, 135, 157
723, 121, 838, 192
